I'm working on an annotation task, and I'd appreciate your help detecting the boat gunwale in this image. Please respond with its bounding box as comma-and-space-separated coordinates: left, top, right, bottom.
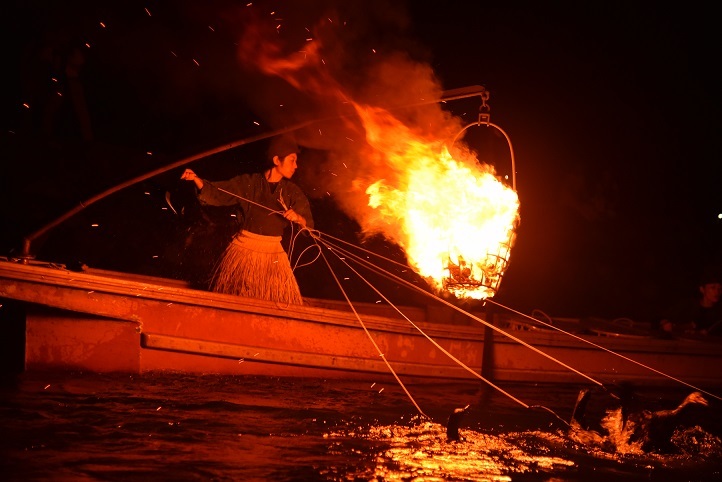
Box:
4, 258, 722, 355
0, 258, 486, 339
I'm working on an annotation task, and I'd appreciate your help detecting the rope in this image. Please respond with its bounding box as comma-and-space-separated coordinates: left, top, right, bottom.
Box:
209, 183, 317, 269
312, 232, 531, 409
200, 184, 532, 413
315, 234, 605, 388
313, 238, 429, 418
311, 232, 722, 402
191, 182, 722, 406
483, 301, 722, 402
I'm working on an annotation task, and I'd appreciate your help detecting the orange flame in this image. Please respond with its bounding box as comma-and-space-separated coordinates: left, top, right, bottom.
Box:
356, 104, 519, 300
235, 11, 520, 299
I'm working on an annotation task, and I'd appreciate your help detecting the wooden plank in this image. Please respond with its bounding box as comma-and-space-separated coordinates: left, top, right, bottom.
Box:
141, 333, 475, 379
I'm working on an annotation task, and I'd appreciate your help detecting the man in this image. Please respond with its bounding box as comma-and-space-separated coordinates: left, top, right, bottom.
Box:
659, 268, 722, 336
180, 134, 314, 304
569, 387, 710, 454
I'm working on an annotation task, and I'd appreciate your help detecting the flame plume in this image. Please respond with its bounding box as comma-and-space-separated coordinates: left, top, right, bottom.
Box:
235, 6, 520, 300
356, 104, 519, 300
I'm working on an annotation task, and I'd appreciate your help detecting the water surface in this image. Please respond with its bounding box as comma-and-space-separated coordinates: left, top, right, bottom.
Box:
1, 372, 721, 481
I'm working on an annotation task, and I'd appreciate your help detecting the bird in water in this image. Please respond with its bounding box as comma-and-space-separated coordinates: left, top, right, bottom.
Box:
446, 404, 470, 442
569, 387, 709, 454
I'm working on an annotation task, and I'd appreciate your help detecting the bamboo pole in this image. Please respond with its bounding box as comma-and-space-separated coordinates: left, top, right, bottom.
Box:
20, 86, 488, 259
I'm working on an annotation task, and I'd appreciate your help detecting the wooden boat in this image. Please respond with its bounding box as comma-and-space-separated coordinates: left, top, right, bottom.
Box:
2, 256, 721, 390
3, 86, 720, 393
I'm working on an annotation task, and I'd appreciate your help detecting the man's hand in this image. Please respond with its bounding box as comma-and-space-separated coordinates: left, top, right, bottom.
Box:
283, 209, 306, 227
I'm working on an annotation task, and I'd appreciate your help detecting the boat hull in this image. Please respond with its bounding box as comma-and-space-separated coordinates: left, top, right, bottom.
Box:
2, 259, 721, 388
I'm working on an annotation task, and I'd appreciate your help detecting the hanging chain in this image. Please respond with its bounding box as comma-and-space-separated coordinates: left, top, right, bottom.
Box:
478, 90, 491, 125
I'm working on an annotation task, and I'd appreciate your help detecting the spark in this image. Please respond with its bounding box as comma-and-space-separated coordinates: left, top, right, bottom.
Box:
318, 129, 322, 135
99, 22, 106, 28
85, 43, 91, 49
208, 26, 215, 32
372, 49, 376, 54
91, 224, 99, 227
378, 388, 384, 393
156, 406, 162, 411
87, 291, 95, 294
22, 103, 30, 109
44, 384, 51, 390
192, 58, 199, 66
144, 192, 150, 195
170, 51, 177, 57
342, 162, 347, 168
144, 7, 151, 16
345, 137, 354, 142
370, 383, 376, 388
253, 121, 260, 125
146, 151, 152, 155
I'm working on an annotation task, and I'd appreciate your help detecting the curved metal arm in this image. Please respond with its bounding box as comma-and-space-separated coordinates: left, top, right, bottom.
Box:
452, 121, 517, 192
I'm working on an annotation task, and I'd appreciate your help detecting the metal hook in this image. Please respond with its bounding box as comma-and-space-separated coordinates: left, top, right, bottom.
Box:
478, 90, 491, 125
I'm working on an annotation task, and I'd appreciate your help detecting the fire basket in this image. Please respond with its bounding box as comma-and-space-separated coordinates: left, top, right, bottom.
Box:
442, 90, 519, 300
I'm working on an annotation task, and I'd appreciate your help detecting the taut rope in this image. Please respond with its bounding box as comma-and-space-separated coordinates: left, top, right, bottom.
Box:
318, 238, 531, 409
191, 185, 722, 413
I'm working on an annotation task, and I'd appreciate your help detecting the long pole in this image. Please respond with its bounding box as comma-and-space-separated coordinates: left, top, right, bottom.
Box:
20, 122, 311, 259
20, 86, 488, 259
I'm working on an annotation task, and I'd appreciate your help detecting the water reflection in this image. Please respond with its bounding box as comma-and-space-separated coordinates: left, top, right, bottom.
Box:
2, 373, 721, 481
327, 415, 722, 481
328, 418, 575, 480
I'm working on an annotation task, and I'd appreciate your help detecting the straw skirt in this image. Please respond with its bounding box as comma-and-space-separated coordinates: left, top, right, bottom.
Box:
211, 230, 303, 305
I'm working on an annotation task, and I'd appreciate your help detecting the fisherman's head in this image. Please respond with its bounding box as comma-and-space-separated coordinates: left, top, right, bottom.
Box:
698, 268, 722, 307
266, 134, 300, 167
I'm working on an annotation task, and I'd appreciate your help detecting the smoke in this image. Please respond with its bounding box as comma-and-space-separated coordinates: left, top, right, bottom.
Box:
231, 0, 466, 236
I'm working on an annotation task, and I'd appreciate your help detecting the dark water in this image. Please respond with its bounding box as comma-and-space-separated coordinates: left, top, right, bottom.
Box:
1, 372, 721, 481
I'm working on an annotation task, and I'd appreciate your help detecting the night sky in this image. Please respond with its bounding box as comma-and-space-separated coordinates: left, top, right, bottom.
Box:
2, 1, 720, 321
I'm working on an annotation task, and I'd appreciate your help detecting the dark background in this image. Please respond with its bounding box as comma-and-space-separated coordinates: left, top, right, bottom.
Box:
2, 0, 720, 321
